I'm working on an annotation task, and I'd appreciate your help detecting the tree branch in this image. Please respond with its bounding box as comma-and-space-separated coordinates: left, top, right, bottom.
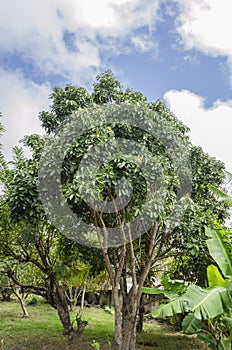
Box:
6, 269, 47, 294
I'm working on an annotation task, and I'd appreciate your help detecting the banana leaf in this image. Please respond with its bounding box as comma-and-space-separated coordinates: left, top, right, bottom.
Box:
206, 225, 232, 278
197, 333, 217, 349
218, 340, 232, 350
151, 292, 189, 317
184, 285, 232, 320
207, 265, 226, 287
142, 286, 178, 300
152, 284, 232, 320
222, 316, 232, 328
182, 313, 203, 334
209, 184, 232, 206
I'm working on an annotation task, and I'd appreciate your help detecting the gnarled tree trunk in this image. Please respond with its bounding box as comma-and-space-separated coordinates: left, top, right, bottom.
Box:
55, 282, 74, 338
47, 273, 74, 338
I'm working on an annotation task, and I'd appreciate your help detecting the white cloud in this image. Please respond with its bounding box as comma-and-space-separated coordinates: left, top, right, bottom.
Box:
175, 0, 232, 84
0, 69, 50, 160
0, 0, 163, 160
164, 89, 232, 172
59, 0, 160, 35
176, 0, 232, 56
131, 35, 158, 55
172, 0, 232, 171
0, 0, 161, 84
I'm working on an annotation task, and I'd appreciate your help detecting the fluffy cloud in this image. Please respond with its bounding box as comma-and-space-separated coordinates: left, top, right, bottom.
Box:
175, 0, 232, 84
0, 69, 50, 160
164, 89, 232, 172
172, 0, 232, 171
1, 0, 231, 169
57, 0, 160, 36
0, 0, 163, 159
0, 0, 161, 83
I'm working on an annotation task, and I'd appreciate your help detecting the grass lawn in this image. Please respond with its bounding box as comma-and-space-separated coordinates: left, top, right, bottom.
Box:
0, 299, 208, 350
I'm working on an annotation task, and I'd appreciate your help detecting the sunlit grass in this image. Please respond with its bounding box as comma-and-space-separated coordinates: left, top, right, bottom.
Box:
0, 299, 208, 349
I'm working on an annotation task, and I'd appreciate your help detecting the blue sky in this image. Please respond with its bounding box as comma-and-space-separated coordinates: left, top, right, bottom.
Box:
1, 0, 232, 171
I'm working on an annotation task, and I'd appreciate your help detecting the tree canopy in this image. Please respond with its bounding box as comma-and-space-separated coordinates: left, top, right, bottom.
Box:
0, 71, 229, 350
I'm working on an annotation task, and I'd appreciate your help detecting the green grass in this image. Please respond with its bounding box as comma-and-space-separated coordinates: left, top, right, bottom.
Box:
0, 300, 208, 350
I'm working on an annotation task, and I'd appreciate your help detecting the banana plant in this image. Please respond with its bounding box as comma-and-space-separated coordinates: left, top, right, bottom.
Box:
143, 175, 232, 349
143, 223, 232, 349
208, 170, 232, 207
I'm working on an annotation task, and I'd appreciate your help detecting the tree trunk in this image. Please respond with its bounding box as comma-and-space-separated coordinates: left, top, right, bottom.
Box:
76, 315, 88, 337
121, 314, 137, 350
112, 309, 138, 350
112, 286, 123, 349
56, 300, 73, 337
137, 293, 145, 333
80, 285, 86, 311
55, 283, 74, 338
20, 299, 29, 318
112, 289, 140, 350
12, 288, 29, 318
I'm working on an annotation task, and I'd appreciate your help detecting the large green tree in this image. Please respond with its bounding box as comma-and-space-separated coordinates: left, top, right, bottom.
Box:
0, 142, 92, 337
0, 136, 108, 338
1, 72, 229, 350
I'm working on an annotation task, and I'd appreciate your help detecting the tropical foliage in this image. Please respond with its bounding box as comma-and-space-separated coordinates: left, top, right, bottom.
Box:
0, 72, 230, 350
143, 222, 232, 349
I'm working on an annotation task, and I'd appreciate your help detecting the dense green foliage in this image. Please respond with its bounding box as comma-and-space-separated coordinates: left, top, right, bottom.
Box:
0, 71, 230, 349
144, 223, 232, 349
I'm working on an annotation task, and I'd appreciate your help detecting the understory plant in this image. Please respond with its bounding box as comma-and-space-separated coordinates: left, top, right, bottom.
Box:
143, 222, 232, 350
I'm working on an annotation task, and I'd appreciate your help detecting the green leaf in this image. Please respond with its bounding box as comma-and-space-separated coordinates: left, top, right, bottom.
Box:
221, 316, 232, 328
151, 293, 189, 318
184, 285, 232, 320
197, 333, 217, 349
207, 265, 226, 287
182, 313, 203, 334
218, 339, 232, 350
209, 183, 232, 206
206, 225, 232, 278
142, 287, 178, 300
152, 284, 232, 320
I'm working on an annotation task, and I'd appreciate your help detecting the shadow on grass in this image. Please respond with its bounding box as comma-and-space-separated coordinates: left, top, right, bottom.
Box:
0, 302, 208, 350
136, 329, 208, 350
